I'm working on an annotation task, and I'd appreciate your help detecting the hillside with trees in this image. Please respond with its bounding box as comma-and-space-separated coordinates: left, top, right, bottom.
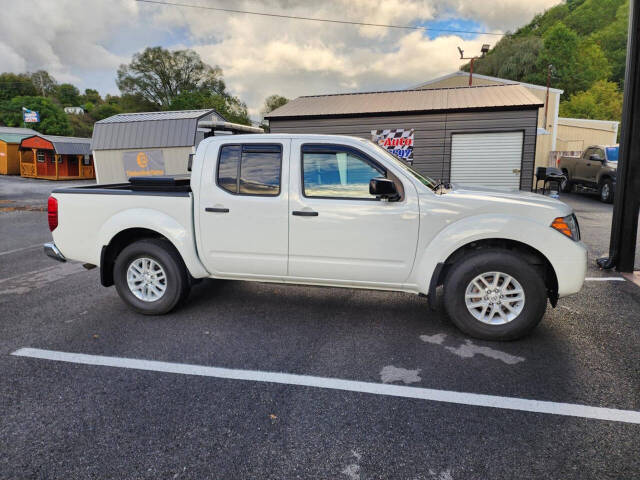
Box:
463, 0, 628, 122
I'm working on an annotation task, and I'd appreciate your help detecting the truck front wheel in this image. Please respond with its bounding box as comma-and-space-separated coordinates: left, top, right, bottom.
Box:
114, 239, 189, 315
443, 250, 547, 341
599, 179, 614, 203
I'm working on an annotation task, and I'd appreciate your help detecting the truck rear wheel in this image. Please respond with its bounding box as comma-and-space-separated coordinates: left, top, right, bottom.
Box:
114, 239, 189, 315
443, 250, 547, 341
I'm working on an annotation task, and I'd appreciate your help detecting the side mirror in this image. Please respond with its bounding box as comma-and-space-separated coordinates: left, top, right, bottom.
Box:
187, 153, 194, 172
369, 177, 399, 200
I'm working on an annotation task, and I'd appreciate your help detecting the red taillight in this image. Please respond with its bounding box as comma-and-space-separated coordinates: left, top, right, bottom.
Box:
47, 196, 58, 231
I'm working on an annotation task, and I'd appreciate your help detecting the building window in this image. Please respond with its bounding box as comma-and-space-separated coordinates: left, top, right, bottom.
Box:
302, 146, 385, 200
82, 155, 92, 166
36, 151, 45, 163
216, 144, 282, 196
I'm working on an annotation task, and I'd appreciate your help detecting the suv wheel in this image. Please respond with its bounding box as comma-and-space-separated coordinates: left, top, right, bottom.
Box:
599, 179, 614, 203
114, 239, 190, 315
443, 250, 547, 341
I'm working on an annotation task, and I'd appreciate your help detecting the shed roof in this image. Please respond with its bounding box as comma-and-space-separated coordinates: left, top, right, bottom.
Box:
21, 134, 92, 156
410, 71, 564, 95
0, 126, 38, 142
266, 84, 543, 119
0, 132, 35, 144
91, 109, 226, 150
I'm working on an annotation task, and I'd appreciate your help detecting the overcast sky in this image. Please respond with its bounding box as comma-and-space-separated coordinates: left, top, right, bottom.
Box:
0, 0, 561, 118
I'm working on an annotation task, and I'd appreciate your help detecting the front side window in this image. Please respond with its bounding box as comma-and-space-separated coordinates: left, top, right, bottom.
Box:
302, 146, 385, 199
216, 144, 281, 196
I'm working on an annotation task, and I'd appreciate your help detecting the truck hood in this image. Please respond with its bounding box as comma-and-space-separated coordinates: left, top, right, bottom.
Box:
443, 184, 573, 217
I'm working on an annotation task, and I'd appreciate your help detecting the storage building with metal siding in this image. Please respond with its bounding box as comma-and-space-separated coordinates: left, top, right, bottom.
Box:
91, 109, 264, 184
266, 85, 541, 191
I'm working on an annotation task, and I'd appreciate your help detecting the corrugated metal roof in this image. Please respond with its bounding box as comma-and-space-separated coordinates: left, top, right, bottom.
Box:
46, 135, 92, 155
0, 132, 35, 144
21, 134, 92, 156
91, 109, 226, 150
265, 85, 543, 119
0, 126, 38, 136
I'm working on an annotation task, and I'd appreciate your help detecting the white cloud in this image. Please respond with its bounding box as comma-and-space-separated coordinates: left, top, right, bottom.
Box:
0, 0, 562, 117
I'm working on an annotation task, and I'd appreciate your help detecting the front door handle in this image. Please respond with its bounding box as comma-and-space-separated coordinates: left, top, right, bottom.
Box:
205, 207, 229, 213
292, 210, 318, 217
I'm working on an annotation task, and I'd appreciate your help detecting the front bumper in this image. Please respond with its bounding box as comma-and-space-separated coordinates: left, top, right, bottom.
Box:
44, 242, 66, 262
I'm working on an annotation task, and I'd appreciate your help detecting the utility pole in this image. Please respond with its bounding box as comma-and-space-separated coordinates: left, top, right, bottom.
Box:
544, 64, 553, 131
458, 44, 490, 86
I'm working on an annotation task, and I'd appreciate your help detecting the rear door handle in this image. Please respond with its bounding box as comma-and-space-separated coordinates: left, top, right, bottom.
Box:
292, 210, 318, 217
205, 207, 229, 213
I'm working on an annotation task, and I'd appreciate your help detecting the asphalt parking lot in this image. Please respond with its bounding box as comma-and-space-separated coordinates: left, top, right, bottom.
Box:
1, 175, 639, 480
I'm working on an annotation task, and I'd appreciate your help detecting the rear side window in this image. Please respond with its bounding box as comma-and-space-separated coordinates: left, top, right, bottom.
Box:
217, 145, 241, 194
216, 144, 282, 196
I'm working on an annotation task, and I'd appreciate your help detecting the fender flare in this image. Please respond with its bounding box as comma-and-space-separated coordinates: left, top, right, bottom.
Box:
97, 208, 210, 281
412, 214, 559, 294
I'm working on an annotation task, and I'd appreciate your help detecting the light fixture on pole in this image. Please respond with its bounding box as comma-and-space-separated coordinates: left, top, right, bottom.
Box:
457, 44, 491, 86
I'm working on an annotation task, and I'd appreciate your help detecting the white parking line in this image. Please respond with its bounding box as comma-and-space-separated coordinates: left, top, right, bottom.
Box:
584, 277, 627, 282
11, 347, 640, 425
0, 244, 41, 256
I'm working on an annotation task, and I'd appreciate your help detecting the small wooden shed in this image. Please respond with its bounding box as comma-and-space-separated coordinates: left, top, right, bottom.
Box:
0, 127, 37, 175
19, 134, 94, 180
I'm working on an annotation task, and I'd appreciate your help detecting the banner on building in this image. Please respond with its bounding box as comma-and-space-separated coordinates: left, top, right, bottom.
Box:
123, 150, 165, 177
371, 128, 414, 164
22, 107, 40, 123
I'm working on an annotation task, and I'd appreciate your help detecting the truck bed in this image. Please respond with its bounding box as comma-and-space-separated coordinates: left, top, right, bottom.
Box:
52, 176, 191, 196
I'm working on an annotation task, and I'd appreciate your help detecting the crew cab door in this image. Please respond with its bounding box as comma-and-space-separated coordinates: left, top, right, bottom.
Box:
584, 147, 605, 183
196, 140, 290, 277
287, 141, 420, 286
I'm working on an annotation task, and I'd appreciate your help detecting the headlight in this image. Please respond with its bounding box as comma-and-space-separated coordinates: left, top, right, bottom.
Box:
551, 214, 580, 241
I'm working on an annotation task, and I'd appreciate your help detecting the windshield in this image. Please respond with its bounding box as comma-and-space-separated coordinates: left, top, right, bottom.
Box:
366, 140, 438, 190
606, 146, 619, 162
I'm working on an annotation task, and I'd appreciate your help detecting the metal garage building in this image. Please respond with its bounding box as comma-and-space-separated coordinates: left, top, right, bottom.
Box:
266, 84, 543, 190
91, 109, 263, 184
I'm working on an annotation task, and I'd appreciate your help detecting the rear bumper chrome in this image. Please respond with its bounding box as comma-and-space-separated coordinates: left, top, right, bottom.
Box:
44, 242, 66, 262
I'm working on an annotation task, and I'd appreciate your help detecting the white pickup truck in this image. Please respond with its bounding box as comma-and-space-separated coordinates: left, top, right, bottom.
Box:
45, 134, 587, 340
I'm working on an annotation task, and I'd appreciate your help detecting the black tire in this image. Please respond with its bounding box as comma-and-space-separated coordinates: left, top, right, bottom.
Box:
443, 249, 547, 341
560, 172, 572, 193
599, 178, 614, 203
113, 238, 190, 315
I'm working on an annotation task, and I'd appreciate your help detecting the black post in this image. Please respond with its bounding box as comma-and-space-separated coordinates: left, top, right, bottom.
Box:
598, 0, 640, 272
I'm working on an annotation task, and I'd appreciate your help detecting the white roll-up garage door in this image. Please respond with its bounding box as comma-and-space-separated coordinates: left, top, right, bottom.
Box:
450, 131, 523, 190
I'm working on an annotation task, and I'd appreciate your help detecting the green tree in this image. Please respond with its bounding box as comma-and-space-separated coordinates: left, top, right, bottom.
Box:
0, 73, 37, 101
117, 47, 226, 108
169, 90, 250, 125
56, 83, 81, 107
90, 103, 122, 121
535, 23, 609, 95
559, 80, 623, 121
29, 70, 57, 97
461, 36, 543, 84
591, 0, 629, 86
82, 88, 102, 105
261, 95, 289, 115
563, 0, 624, 36
67, 113, 94, 137
0, 96, 72, 135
